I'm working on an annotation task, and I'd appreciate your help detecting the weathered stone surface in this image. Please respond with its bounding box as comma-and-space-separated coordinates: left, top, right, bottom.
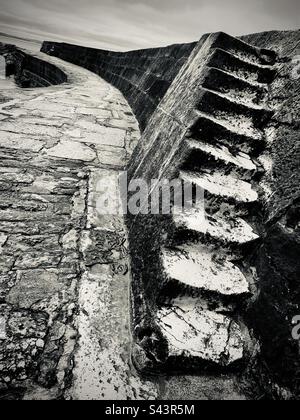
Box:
1, 29, 299, 401
70, 264, 157, 400
0, 132, 45, 152
42, 41, 197, 131
0, 316, 6, 340
74, 121, 126, 147
0, 306, 49, 387
0, 43, 68, 88
157, 304, 245, 366
161, 245, 249, 297
97, 146, 127, 168
123, 33, 277, 382
47, 140, 96, 162
0, 273, 17, 302
7, 270, 63, 309
0, 41, 148, 400
0, 234, 7, 254
81, 229, 127, 266
235, 30, 300, 398
62, 229, 78, 251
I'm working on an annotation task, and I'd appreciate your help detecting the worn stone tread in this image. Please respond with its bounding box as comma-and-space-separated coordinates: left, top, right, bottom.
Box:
157, 302, 245, 366
162, 245, 250, 296
180, 170, 258, 203
172, 204, 259, 246
184, 139, 257, 173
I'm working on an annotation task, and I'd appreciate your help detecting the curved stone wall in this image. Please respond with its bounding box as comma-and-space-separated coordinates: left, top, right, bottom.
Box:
0, 43, 68, 88
41, 40, 198, 130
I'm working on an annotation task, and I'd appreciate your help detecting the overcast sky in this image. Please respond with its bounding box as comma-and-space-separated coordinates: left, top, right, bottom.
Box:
0, 0, 299, 51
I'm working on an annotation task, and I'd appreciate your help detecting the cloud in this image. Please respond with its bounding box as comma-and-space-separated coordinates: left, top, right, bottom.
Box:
0, 0, 299, 51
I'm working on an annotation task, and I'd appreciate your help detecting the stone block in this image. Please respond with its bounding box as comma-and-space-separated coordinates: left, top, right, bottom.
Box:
7, 269, 63, 309
47, 140, 96, 162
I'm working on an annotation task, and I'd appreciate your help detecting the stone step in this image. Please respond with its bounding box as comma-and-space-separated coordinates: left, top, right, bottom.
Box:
202, 67, 268, 108
172, 204, 259, 247
208, 48, 277, 85
161, 245, 250, 298
211, 32, 277, 66
197, 90, 268, 138
180, 170, 258, 204
191, 111, 265, 156
167, 295, 237, 315
166, 295, 237, 315
183, 138, 258, 179
156, 301, 246, 368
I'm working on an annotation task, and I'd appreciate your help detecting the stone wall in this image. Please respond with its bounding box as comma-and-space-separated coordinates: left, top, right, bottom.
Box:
124, 31, 279, 378
125, 29, 300, 398
239, 30, 300, 398
41, 40, 198, 130
0, 43, 68, 88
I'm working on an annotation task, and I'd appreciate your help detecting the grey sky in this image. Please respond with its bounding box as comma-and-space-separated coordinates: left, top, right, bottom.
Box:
0, 0, 299, 51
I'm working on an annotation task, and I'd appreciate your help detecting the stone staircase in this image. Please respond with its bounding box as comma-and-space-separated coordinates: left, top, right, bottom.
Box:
131, 33, 277, 373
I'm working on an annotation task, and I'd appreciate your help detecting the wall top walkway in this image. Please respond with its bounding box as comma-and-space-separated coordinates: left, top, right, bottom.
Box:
0, 48, 140, 167
0, 47, 158, 400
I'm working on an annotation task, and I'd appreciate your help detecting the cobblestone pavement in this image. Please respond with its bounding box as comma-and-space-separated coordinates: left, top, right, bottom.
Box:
0, 50, 158, 400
